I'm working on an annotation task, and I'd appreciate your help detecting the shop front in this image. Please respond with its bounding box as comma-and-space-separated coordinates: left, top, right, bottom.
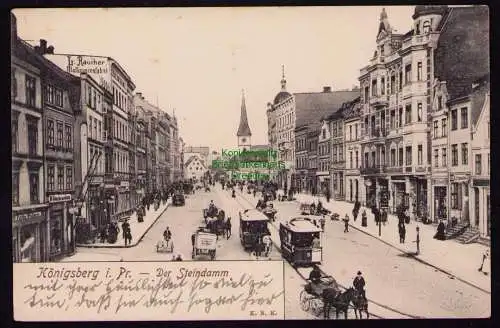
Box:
48, 193, 75, 260
12, 207, 48, 263
364, 177, 376, 207
431, 177, 448, 223
390, 178, 407, 212
471, 178, 490, 238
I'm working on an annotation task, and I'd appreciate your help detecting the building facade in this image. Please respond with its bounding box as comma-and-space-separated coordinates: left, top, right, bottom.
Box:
328, 106, 346, 200
294, 126, 308, 193
358, 7, 445, 213
184, 154, 208, 180
11, 29, 48, 262
306, 128, 319, 195
469, 76, 490, 238
317, 120, 331, 195
343, 97, 362, 203
39, 47, 80, 261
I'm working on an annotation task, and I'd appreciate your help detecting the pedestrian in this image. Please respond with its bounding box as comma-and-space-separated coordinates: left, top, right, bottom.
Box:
478, 249, 490, 275
398, 222, 406, 243
319, 216, 326, 231
361, 209, 367, 227
353, 199, 360, 222
326, 189, 331, 203
414, 226, 420, 255
122, 219, 131, 246
262, 234, 272, 257
343, 214, 350, 233
353, 271, 367, 301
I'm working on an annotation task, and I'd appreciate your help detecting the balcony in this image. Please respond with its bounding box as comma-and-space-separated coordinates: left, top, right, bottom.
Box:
401, 34, 430, 50
402, 81, 427, 99
360, 165, 384, 175
369, 94, 389, 108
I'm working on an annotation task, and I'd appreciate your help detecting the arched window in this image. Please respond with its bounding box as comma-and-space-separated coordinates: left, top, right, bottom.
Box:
423, 20, 431, 34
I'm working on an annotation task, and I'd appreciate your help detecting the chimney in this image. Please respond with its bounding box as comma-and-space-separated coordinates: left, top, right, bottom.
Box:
323, 86, 332, 93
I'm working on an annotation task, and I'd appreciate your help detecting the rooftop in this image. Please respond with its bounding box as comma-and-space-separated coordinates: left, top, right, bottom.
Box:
294, 90, 359, 129
434, 6, 489, 101
240, 209, 268, 221
282, 217, 323, 233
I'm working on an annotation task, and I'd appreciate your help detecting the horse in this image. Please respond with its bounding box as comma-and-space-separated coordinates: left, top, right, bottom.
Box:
321, 287, 356, 320
351, 289, 369, 319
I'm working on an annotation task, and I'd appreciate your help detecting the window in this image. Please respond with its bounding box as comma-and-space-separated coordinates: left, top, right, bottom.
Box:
29, 172, 39, 204
25, 75, 36, 107
65, 124, 72, 150
418, 145, 423, 165
322, 129, 326, 139
57, 166, 64, 190
451, 144, 458, 166
12, 172, 19, 206
451, 109, 458, 130
355, 124, 358, 139
12, 69, 17, 99
364, 87, 369, 103
442, 148, 447, 167
461, 107, 468, 129
405, 146, 412, 165
417, 103, 422, 122
364, 152, 368, 168
371, 79, 377, 96
27, 117, 38, 156
461, 143, 468, 165
441, 118, 447, 137
391, 149, 396, 166
390, 110, 395, 129
405, 64, 412, 84
417, 62, 423, 81
405, 104, 412, 124
339, 145, 343, 161
66, 167, 73, 190
433, 121, 438, 138
434, 149, 439, 167
390, 74, 395, 94
475, 154, 482, 175
451, 183, 460, 209
355, 151, 359, 168
47, 165, 55, 191
12, 113, 19, 153
47, 119, 54, 147
437, 96, 442, 110
399, 71, 403, 90
398, 148, 403, 166
381, 77, 385, 95
56, 121, 63, 148
423, 20, 431, 34
398, 108, 403, 127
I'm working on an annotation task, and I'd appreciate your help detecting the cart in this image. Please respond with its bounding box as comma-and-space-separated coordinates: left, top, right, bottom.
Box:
156, 238, 174, 253
192, 230, 217, 260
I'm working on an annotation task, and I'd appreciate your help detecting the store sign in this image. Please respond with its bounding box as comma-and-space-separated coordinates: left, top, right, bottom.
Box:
473, 179, 489, 187
120, 181, 130, 188
49, 194, 72, 203
433, 179, 447, 185
90, 176, 103, 184
14, 211, 43, 225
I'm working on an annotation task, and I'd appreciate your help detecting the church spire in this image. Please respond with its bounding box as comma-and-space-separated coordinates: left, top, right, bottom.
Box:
237, 89, 252, 137
378, 7, 392, 36
280, 64, 287, 91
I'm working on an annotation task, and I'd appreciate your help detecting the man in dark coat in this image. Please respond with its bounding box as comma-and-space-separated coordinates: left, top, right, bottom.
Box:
309, 265, 322, 284
353, 271, 366, 301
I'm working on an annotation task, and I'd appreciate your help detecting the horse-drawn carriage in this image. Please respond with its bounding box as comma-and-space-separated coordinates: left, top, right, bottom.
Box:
300, 275, 339, 316
192, 228, 217, 260
279, 217, 322, 267
203, 205, 218, 219
261, 203, 277, 221
239, 209, 271, 251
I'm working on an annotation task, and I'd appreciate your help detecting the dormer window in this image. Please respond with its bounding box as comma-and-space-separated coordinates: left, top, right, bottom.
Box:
416, 21, 421, 35
322, 129, 326, 139
423, 21, 431, 34
438, 96, 442, 110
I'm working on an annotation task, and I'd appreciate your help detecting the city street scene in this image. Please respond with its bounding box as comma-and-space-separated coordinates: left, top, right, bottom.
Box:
11, 6, 490, 319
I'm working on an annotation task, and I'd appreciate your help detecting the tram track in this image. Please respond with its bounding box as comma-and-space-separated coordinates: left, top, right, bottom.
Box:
223, 187, 424, 319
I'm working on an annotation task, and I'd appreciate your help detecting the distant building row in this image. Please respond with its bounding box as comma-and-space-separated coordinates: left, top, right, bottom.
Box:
266, 6, 490, 239
11, 13, 183, 262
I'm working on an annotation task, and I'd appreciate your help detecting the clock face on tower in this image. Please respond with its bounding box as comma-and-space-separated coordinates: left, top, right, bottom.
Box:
241, 138, 246, 143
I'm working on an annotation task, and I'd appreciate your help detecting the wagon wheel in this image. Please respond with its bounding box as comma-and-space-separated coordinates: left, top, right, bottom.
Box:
310, 298, 323, 317
299, 290, 310, 312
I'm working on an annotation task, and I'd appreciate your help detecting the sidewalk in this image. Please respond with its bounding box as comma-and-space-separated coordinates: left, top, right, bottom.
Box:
280, 190, 491, 293
77, 200, 171, 248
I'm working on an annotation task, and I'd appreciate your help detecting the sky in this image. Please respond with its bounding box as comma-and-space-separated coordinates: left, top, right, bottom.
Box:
14, 6, 415, 151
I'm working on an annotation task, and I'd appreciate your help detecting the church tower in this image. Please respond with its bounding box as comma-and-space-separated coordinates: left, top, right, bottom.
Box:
236, 89, 252, 151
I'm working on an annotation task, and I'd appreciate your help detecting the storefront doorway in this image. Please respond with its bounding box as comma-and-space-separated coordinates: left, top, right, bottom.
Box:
434, 186, 447, 222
